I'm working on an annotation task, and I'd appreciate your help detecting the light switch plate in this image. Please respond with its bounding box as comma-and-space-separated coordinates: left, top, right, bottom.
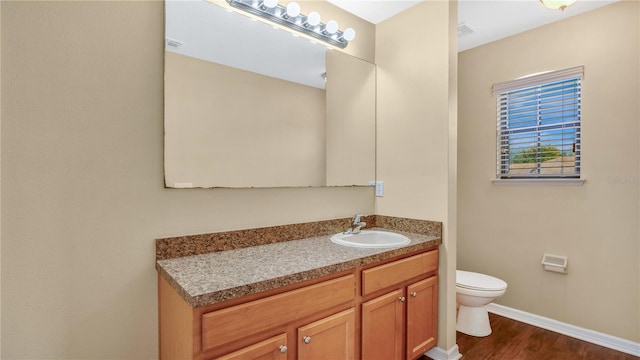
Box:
375, 181, 384, 197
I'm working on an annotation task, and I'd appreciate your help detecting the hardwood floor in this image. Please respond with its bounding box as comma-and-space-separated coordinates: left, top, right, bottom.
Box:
423, 313, 639, 360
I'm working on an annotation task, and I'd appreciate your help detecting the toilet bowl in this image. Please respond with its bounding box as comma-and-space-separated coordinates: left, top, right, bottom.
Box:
456, 270, 507, 337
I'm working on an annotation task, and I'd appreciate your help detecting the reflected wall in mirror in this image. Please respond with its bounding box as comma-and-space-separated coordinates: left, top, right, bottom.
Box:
326, 50, 376, 186
164, 0, 376, 188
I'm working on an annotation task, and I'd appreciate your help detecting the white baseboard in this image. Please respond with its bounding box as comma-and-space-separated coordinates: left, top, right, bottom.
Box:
424, 344, 463, 360
487, 303, 640, 357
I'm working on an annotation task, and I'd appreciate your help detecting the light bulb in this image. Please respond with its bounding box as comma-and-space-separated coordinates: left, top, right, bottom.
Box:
342, 28, 356, 41
286, 2, 300, 17
539, 0, 576, 10
263, 0, 278, 9
325, 20, 338, 34
306, 11, 320, 26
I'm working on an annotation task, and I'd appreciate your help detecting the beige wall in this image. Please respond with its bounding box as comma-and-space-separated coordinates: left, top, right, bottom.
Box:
164, 52, 326, 188
325, 50, 376, 186
375, 1, 458, 351
0, 0, 3, 355
446, 0, 459, 351
458, 1, 639, 342
0, 1, 374, 358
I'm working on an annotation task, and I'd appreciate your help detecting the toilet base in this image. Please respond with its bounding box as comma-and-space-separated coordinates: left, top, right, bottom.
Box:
456, 304, 492, 337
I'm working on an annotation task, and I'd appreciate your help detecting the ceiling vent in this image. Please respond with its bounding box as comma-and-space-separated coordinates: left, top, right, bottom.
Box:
457, 23, 474, 38
165, 38, 183, 48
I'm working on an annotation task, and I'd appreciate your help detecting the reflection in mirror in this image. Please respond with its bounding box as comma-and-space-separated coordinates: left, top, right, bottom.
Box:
164, 0, 376, 188
326, 50, 376, 186
165, 0, 327, 89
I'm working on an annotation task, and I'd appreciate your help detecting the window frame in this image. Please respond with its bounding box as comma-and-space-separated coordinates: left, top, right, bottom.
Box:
492, 66, 584, 182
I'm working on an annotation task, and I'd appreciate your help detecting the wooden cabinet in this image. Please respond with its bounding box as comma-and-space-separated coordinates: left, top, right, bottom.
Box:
361, 251, 439, 360
362, 251, 438, 297
214, 309, 355, 360
216, 334, 288, 360
361, 289, 404, 360
297, 309, 355, 360
158, 249, 438, 360
201, 275, 355, 353
159, 274, 356, 360
406, 277, 438, 360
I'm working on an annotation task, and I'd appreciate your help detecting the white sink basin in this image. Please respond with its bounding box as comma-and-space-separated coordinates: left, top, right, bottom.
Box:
330, 230, 411, 248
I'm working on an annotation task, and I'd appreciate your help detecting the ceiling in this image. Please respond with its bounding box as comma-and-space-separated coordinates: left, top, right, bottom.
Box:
166, 0, 329, 89
165, 0, 618, 89
326, 0, 422, 24
327, 0, 618, 51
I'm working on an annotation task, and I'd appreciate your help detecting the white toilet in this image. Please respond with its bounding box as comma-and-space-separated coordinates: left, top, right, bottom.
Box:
456, 270, 508, 337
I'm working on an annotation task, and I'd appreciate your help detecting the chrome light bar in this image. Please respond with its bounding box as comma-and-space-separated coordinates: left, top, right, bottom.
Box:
226, 0, 355, 49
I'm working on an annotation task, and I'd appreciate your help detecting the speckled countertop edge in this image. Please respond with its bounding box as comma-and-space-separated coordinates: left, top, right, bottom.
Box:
155, 215, 442, 261
157, 229, 441, 308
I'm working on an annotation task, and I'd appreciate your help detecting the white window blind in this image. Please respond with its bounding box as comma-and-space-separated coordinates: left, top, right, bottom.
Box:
493, 66, 583, 179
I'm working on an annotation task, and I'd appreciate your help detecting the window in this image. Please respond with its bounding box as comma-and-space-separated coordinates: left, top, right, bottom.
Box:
493, 66, 583, 179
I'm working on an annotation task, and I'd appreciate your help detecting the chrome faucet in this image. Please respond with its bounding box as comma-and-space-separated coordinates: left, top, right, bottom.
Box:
344, 214, 367, 234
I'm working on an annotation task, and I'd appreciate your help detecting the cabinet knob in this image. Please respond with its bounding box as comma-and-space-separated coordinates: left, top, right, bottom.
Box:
411, 292, 417, 297
279, 345, 287, 353
399, 296, 406, 302
303, 336, 312, 344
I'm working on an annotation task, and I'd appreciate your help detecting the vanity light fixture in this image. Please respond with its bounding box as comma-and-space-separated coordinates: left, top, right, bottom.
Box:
286, 2, 300, 17
539, 0, 577, 11
225, 0, 356, 48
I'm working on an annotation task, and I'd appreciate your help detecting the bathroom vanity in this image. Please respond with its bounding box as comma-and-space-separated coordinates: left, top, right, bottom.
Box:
156, 216, 441, 360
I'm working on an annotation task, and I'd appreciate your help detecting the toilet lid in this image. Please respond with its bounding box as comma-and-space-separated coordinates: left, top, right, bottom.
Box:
456, 270, 507, 291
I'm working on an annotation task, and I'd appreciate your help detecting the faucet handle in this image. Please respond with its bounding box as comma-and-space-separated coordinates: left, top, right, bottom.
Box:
352, 214, 367, 223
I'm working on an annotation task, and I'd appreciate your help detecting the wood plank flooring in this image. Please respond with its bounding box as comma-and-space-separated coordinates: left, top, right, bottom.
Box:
422, 313, 639, 360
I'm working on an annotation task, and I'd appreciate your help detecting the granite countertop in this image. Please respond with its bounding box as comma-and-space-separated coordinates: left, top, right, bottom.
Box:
156, 229, 440, 308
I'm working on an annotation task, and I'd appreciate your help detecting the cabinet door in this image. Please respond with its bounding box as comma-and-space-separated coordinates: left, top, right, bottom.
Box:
215, 333, 288, 360
361, 289, 404, 360
202, 275, 354, 352
406, 276, 438, 360
297, 308, 355, 360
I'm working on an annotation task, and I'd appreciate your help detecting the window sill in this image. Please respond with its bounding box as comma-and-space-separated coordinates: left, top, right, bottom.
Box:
491, 179, 585, 186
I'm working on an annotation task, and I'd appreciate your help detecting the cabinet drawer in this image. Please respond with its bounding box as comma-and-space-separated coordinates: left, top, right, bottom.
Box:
215, 333, 287, 360
202, 274, 355, 352
362, 250, 438, 296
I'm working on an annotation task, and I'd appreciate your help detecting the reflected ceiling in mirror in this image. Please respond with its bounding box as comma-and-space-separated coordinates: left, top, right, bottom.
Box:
165, 0, 328, 89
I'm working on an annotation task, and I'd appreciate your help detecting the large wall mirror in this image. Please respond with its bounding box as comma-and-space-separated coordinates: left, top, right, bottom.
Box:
164, 0, 376, 188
